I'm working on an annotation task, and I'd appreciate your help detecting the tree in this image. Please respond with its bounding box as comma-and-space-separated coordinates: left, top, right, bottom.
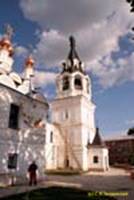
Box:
126, 0, 134, 12
127, 127, 134, 135
128, 153, 134, 165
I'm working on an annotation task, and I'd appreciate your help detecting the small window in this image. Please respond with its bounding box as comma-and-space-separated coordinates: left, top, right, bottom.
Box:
50, 131, 53, 143
74, 76, 82, 90
7, 153, 18, 169
86, 79, 89, 93
8, 104, 20, 129
65, 158, 70, 168
63, 76, 70, 91
65, 111, 68, 119
93, 156, 99, 163
44, 134, 46, 144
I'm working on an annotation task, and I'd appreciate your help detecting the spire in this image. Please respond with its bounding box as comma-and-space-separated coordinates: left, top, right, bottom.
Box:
4, 24, 14, 39
92, 127, 105, 146
68, 35, 80, 64
61, 36, 85, 74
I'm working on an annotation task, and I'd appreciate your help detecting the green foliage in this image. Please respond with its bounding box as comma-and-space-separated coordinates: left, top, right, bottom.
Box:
127, 127, 134, 135
128, 153, 134, 165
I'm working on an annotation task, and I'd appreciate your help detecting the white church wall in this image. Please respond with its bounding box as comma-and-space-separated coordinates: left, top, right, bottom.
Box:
0, 128, 46, 183
88, 147, 109, 171
51, 93, 97, 171
0, 84, 48, 178
45, 123, 65, 170
51, 96, 82, 125
0, 75, 16, 90
82, 147, 89, 171
80, 98, 96, 144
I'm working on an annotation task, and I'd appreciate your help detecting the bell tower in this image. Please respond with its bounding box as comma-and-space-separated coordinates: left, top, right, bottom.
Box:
51, 36, 96, 171
56, 36, 91, 100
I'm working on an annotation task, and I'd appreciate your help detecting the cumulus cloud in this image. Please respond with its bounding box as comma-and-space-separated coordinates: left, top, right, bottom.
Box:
89, 51, 134, 88
20, 0, 134, 88
34, 70, 57, 87
125, 119, 134, 125
15, 45, 28, 57
20, 0, 122, 34
33, 30, 67, 67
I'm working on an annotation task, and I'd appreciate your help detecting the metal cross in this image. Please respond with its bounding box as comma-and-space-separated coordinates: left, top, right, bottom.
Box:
4, 24, 14, 39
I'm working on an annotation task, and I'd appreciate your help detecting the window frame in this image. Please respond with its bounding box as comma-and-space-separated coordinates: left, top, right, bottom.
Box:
8, 103, 20, 130
7, 153, 18, 169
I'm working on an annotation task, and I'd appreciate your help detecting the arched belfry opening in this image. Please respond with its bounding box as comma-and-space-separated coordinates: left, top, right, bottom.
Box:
74, 75, 82, 90
62, 76, 70, 91
56, 36, 92, 99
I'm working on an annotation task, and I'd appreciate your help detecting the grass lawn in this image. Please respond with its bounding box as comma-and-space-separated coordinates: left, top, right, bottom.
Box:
1, 186, 116, 200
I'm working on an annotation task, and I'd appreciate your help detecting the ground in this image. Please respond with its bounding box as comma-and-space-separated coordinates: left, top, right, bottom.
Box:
1, 187, 116, 200
0, 168, 133, 200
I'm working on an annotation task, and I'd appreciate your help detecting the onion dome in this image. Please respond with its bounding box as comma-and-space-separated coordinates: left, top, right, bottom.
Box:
8, 46, 14, 56
0, 37, 13, 55
25, 55, 35, 68
0, 24, 14, 55
0, 37, 11, 47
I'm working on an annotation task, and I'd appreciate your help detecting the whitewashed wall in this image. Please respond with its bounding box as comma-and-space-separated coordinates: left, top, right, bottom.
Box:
0, 84, 48, 178
88, 147, 109, 171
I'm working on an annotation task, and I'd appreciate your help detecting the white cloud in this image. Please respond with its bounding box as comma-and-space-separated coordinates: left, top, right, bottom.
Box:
33, 30, 67, 67
20, 0, 134, 88
34, 70, 57, 87
90, 52, 134, 88
15, 46, 28, 57
125, 119, 134, 125
20, 0, 123, 34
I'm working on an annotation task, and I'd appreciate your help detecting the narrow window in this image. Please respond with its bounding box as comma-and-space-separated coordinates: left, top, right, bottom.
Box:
65, 111, 68, 119
7, 153, 18, 169
44, 134, 46, 144
50, 131, 53, 143
8, 104, 19, 129
65, 158, 70, 168
86, 79, 89, 93
63, 76, 70, 91
93, 156, 99, 163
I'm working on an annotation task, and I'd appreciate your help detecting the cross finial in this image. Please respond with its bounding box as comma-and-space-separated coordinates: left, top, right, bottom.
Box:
4, 24, 14, 39
69, 35, 76, 50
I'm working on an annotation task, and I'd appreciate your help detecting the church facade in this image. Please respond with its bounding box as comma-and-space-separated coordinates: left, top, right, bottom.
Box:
0, 28, 109, 181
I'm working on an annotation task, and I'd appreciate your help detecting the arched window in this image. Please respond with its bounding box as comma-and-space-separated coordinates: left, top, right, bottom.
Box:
93, 156, 99, 163
74, 76, 82, 90
62, 76, 70, 91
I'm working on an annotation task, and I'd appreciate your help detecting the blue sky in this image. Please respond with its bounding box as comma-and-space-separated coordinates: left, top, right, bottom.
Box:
0, 0, 134, 137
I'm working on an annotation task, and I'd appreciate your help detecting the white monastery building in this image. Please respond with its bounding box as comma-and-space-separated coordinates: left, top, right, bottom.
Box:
0, 27, 109, 180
